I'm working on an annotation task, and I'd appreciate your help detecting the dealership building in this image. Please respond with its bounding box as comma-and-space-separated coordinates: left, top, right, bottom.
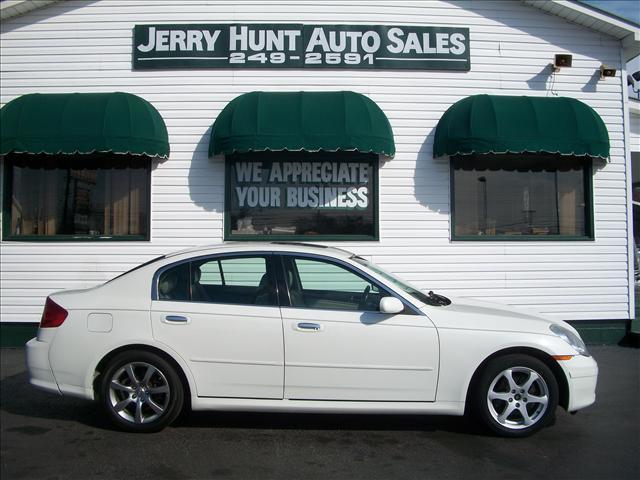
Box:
1, 0, 639, 345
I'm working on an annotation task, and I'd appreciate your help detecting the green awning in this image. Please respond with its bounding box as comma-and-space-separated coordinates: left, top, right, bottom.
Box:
0, 92, 169, 158
210, 91, 395, 157
433, 95, 609, 159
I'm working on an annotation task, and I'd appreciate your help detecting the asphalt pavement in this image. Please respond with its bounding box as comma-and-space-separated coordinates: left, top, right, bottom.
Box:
1, 346, 638, 480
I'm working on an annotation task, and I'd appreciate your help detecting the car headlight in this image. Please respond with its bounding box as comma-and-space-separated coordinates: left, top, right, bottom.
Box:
549, 324, 590, 357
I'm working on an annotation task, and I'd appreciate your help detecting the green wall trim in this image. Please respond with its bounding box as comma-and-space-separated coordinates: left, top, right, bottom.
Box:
632, 287, 640, 335
1, 323, 38, 348
567, 320, 629, 345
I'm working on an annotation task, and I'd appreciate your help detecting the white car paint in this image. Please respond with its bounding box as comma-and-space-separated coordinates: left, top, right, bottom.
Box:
26, 242, 598, 431
151, 300, 284, 398
281, 306, 439, 401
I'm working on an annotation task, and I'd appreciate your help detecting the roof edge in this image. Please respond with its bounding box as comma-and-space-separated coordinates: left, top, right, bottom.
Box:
523, 0, 640, 60
1, 0, 60, 21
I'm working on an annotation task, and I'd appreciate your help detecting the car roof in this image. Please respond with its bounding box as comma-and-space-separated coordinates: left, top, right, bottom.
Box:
163, 241, 356, 260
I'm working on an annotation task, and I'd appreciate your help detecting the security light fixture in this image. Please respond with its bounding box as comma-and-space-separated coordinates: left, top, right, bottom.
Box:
599, 65, 616, 79
551, 54, 572, 72
629, 71, 640, 96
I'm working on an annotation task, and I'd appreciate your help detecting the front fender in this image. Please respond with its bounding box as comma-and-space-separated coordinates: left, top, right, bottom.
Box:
435, 328, 574, 404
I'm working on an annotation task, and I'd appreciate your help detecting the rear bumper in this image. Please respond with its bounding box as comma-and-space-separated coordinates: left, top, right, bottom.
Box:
562, 354, 598, 412
26, 337, 61, 396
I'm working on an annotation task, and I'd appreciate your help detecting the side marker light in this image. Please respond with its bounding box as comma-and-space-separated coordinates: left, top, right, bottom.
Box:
552, 355, 574, 361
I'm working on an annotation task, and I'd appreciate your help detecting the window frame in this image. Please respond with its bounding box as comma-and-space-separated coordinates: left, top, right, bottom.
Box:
152, 252, 283, 307
1, 154, 152, 242
223, 152, 380, 242
278, 252, 419, 315
151, 251, 421, 315
449, 155, 595, 242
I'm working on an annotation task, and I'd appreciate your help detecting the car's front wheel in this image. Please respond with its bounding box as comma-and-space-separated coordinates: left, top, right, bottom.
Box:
99, 350, 184, 433
472, 354, 559, 437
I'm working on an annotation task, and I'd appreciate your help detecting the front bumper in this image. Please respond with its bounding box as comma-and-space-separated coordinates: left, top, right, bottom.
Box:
561, 354, 598, 412
26, 337, 61, 396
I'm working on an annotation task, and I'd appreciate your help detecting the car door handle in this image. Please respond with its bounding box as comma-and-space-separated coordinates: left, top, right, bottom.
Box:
164, 315, 189, 323
296, 322, 322, 331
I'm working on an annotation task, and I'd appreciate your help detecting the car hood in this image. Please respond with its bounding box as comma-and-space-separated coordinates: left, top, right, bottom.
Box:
421, 296, 569, 336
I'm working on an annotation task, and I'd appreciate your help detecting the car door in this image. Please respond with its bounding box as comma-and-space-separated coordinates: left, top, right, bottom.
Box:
150, 254, 284, 399
280, 254, 439, 402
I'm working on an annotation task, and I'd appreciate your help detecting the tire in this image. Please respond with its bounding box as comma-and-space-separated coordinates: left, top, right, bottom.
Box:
99, 350, 184, 433
472, 354, 559, 437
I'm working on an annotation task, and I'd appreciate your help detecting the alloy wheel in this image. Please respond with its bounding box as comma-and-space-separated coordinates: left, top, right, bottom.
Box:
108, 361, 171, 424
486, 366, 550, 430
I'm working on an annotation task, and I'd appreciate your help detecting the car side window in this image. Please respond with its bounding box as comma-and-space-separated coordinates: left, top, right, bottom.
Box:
157, 263, 190, 302
157, 256, 278, 306
191, 256, 277, 306
285, 257, 385, 311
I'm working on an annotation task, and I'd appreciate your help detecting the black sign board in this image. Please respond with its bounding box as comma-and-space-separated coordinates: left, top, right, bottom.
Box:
133, 24, 470, 70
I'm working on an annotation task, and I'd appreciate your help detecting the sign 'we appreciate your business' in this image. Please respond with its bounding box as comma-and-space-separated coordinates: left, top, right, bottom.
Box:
133, 24, 470, 70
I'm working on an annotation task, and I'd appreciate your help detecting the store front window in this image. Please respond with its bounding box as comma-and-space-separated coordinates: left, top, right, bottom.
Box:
225, 151, 378, 240
4, 154, 150, 240
451, 154, 593, 240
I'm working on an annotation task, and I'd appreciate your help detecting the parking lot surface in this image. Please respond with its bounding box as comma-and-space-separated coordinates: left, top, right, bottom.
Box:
1, 346, 638, 480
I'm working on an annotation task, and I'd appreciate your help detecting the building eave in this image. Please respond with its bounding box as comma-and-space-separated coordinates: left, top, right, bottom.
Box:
523, 0, 640, 60
0, 0, 59, 21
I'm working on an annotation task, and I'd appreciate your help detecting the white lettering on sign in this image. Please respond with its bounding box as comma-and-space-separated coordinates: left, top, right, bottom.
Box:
137, 26, 221, 52
285, 186, 368, 208
230, 26, 301, 52
306, 28, 381, 53
235, 186, 281, 207
235, 162, 263, 182
134, 24, 469, 71
235, 161, 370, 210
385, 27, 461, 55
449, 32, 466, 55
187, 30, 204, 51
203, 30, 221, 50
264, 161, 368, 183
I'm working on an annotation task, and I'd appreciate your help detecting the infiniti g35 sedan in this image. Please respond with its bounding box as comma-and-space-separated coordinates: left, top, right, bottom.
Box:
26, 242, 597, 436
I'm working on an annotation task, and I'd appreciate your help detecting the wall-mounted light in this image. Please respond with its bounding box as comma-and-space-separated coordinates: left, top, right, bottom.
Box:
551, 54, 573, 72
629, 71, 640, 97
599, 65, 617, 79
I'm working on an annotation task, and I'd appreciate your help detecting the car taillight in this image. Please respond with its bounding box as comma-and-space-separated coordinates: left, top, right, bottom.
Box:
40, 297, 68, 328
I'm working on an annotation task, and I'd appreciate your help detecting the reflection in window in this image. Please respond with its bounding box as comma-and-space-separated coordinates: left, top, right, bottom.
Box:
295, 259, 371, 292
157, 257, 277, 306
287, 257, 383, 311
194, 257, 267, 287
157, 263, 190, 302
452, 155, 591, 238
8, 154, 149, 239
226, 151, 377, 240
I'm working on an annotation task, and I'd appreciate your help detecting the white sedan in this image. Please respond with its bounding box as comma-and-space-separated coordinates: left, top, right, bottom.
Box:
26, 242, 597, 436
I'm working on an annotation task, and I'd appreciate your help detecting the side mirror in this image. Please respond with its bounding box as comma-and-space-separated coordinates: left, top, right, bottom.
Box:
379, 296, 404, 314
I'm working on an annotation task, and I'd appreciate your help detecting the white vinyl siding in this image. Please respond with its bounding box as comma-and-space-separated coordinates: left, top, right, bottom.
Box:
0, 0, 632, 323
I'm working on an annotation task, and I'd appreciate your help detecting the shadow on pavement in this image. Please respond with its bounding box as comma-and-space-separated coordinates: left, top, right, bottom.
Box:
175, 410, 480, 435
0, 369, 111, 430
1, 367, 482, 436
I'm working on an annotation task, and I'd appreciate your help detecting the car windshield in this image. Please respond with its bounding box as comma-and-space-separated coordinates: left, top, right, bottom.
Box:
351, 256, 437, 306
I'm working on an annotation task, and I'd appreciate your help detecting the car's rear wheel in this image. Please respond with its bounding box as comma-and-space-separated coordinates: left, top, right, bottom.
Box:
473, 354, 559, 437
99, 351, 184, 433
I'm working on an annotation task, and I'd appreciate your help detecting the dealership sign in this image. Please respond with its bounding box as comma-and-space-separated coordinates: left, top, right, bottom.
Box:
133, 24, 470, 70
